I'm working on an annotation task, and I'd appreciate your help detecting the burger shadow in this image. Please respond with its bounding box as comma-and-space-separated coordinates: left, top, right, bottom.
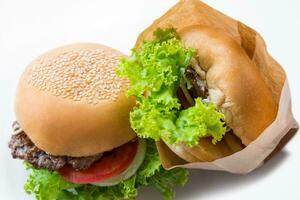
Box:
138, 150, 289, 200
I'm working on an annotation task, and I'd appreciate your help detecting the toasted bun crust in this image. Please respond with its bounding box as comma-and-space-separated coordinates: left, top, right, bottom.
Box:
15, 43, 136, 157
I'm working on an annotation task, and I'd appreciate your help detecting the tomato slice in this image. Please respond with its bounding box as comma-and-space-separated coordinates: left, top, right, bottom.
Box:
58, 139, 138, 184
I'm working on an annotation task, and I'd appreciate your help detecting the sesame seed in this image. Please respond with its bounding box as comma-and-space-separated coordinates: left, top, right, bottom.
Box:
27, 49, 124, 104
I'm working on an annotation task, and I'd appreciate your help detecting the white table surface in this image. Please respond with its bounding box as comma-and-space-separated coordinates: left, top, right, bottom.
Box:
0, 0, 299, 199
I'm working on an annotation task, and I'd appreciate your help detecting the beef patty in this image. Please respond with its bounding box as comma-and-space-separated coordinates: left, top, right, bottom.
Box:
8, 131, 102, 171
177, 67, 208, 108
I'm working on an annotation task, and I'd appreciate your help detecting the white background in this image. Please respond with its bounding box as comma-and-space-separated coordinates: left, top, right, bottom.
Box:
0, 0, 299, 199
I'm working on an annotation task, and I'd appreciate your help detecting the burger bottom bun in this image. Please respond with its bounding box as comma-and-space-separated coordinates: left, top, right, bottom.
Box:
166, 132, 244, 163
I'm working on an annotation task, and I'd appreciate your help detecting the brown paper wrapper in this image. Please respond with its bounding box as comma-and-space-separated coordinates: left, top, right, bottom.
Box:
135, 0, 298, 174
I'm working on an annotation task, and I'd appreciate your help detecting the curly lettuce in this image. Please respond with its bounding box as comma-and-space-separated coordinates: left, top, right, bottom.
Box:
24, 140, 188, 200
117, 28, 226, 147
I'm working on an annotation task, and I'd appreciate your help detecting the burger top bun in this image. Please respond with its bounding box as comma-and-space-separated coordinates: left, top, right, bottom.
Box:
15, 43, 136, 157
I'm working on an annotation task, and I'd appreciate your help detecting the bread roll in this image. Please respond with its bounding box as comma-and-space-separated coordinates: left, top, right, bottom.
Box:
166, 26, 277, 162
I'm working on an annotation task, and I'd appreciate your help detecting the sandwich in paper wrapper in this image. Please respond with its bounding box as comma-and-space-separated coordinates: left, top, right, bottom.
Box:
132, 0, 298, 174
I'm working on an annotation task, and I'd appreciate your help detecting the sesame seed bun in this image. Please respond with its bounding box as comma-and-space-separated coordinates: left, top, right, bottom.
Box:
15, 43, 136, 157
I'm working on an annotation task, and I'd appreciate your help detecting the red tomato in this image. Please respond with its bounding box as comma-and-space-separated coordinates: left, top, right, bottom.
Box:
58, 139, 138, 184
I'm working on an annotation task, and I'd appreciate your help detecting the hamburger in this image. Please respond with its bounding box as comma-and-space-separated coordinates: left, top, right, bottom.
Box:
116, 27, 277, 163
8, 43, 188, 200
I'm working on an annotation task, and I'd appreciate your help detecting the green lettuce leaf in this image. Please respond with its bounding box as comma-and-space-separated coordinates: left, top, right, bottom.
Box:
149, 167, 188, 200
117, 28, 226, 147
24, 162, 76, 200
24, 140, 188, 200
